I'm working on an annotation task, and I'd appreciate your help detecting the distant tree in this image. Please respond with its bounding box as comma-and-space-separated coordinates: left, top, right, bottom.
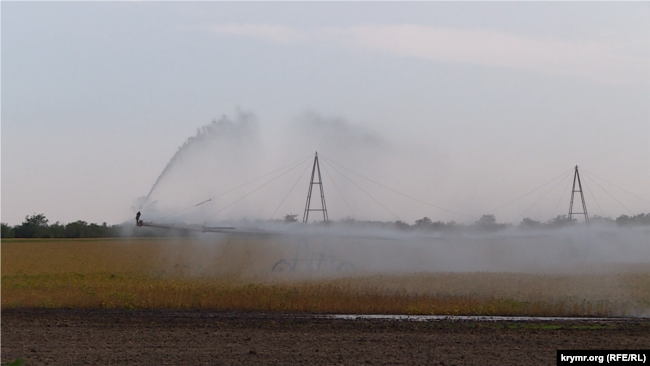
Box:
477, 214, 496, 225
473, 214, 508, 232
444, 221, 459, 230
589, 215, 615, 226
14, 213, 50, 238
616, 214, 632, 226
393, 220, 410, 231
49, 222, 65, 238
414, 217, 433, 230
283, 214, 298, 223
616, 213, 650, 227
26, 213, 48, 226
65, 221, 121, 238
519, 217, 542, 228
98, 222, 120, 237
1, 223, 15, 238
431, 220, 452, 231
88, 223, 111, 237
65, 220, 89, 238
546, 215, 576, 229
473, 214, 510, 232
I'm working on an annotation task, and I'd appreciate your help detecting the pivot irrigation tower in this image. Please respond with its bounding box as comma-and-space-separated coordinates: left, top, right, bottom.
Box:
303, 152, 329, 225
568, 165, 589, 222
271, 151, 354, 272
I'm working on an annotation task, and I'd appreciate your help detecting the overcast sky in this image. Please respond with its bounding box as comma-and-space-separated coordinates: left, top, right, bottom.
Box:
2, 2, 650, 226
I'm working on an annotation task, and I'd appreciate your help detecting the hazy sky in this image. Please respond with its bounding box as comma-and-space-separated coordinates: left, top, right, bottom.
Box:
2, 2, 650, 226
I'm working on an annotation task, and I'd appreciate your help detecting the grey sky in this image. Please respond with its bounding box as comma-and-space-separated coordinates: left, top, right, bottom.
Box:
2, 2, 649, 226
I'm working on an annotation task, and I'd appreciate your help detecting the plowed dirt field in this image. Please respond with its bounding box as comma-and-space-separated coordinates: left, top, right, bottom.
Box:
2, 309, 649, 366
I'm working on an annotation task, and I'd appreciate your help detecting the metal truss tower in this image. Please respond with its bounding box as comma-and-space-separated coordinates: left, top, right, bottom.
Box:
568, 165, 589, 222
303, 152, 329, 224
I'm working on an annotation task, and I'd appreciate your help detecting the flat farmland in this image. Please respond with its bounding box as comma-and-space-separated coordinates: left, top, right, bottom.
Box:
2, 237, 649, 316
3, 237, 650, 365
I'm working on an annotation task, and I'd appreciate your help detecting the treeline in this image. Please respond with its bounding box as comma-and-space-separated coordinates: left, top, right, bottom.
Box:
333, 213, 650, 232
2, 212, 650, 239
1, 214, 124, 239
1, 214, 203, 239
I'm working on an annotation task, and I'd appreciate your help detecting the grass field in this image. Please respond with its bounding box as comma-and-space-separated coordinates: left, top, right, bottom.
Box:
2, 237, 649, 316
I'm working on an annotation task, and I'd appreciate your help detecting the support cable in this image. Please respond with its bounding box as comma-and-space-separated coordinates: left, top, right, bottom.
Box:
551, 176, 573, 218
320, 155, 469, 218
580, 168, 650, 206
487, 168, 574, 214
270, 161, 312, 220
512, 173, 571, 224
320, 161, 356, 219
581, 177, 607, 218
580, 172, 634, 215
203, 158, 311, 222
156, 155, 313, 221
321, 160, 401, 221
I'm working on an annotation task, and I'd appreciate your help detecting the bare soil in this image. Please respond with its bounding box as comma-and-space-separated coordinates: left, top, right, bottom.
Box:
2, 309, 649, 366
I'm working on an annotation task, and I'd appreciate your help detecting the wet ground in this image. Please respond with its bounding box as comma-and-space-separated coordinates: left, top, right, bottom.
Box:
2, 309, 649, 365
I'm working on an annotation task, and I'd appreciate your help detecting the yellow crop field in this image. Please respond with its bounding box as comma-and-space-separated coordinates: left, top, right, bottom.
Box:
2, 238, 649, 317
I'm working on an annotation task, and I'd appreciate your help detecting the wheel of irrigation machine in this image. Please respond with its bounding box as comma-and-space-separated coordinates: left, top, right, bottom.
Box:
272, 259, 295, 272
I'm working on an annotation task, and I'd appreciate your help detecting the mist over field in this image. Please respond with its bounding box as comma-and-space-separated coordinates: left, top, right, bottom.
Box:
126, 108, 650, 281
131, 223, 648, 277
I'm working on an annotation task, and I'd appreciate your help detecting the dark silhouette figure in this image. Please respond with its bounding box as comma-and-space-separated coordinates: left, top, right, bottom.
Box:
136, 211, 141, 226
